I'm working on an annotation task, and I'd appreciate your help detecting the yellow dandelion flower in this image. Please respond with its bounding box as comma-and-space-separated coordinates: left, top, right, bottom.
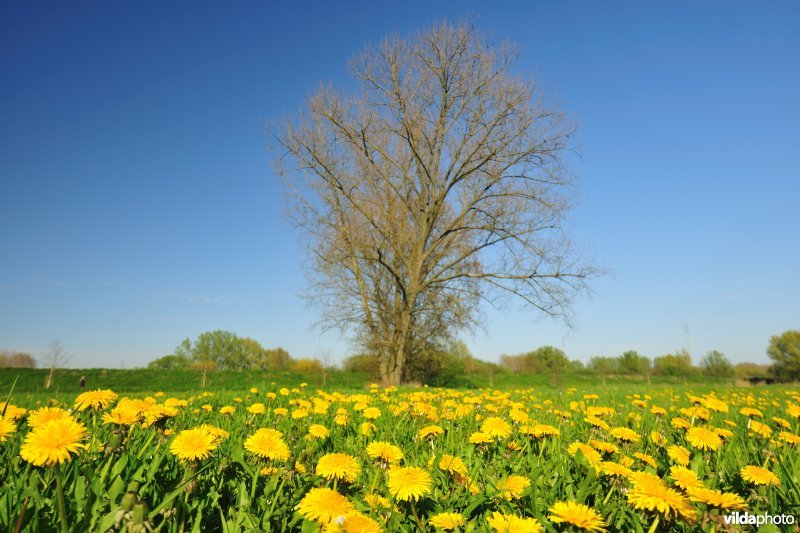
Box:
599, 461, 633, 478
481, 417, 512, 439
317, 453, 360, 483
309, 424, 330, 439
740, 465, 780, 486
418, 425, 444, 439
292, 408, 309, 419
627, 475, 697, 523
739, 407, 762, 418
219, 405, 235, 415
687, 487, 747, 510
486, 512, 542, 533
548, 501, 607, 532
438, 455, 468, 476
587, 440, 619, 455
27, 407, 71, 428
666, 445, 691, 466
244, 428, 291, 461
74, 389, 118, 411
0, 403, 27, 420
496, 475, 530, 500
650, 431, 667, 446
365, 441, 403, 465
322, 511, 382, 533
247, 403, 266, 415
0, 415, 17, 442
669, 466, 704, 492
197, 424, 229, 444
685, 427, 722, 451
360, 422, 376, 436
749, 420, 772, 438
386, 466, 432, 501
530, 424, 560, 438
428, 512, 465, 530
362, 407, 381, 419
295, 487, 354, 525
633, 452, 657, 468
20, 417, 87, 467
169, 427, 217, 463
779, 431, 800, 445
610, 427, 640, 443
670, 417, 691, 430
364, 493, 391, 510
469, 431, 492, 444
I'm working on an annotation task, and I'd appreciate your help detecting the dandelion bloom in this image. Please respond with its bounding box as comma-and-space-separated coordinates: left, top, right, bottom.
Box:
362, 407, 381, 420
364, 494, 391, 511
219, 406, 235, 415
0, 403, 27, 420
610, 427, 640, 443
666, 445, 691, 466
247, 403, 266, 415
481, 417, 512, 439
295, 487, 354, 525
438, 455, 468, 476
749, 421, 772, 438
469, 431, 492, 444
74, 389, 118, 411
20, 417, 87, 467
366, 441, 403, 465
633, 452, 657, 468
529, 424, 560, 438
197, 424, 229, 444
27, 407, 71, 428
567, 442, 603, 471
587, 440, 619, 455
170, 427, 218, 463
599, 461, 633, 479
687, 487, 747, 510
497, 475, 530, 500
740, 465, 780, 486
418, 425, 444, 439
386, 466, 432, 501
102, 406, 140, 426
244, 429, 291, 461
627, 475, 697, 523
429, 512, 465, 530
548, 501, 607, 532
317, 453, 361, 483
486, 511, 542, 532
309, 424, 330, 439
669, 466, 704, 492
685, 427, 722, 451
0, 415, 17, 442
322, 512, 382, 533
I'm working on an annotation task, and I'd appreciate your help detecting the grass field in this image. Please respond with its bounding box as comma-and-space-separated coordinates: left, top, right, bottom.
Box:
1, 374, 797, 532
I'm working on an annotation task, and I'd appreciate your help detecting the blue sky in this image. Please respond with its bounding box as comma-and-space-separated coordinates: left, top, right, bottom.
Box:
1, 2, 798, 368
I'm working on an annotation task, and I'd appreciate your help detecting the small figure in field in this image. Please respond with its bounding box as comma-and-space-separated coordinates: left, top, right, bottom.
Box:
79, 375, 86, 388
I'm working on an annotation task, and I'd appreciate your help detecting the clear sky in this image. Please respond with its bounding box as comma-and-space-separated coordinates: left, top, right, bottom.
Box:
1, 1, 798, 369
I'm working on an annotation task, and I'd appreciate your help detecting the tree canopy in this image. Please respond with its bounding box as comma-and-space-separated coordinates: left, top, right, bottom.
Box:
767, 329, 800, 382
148, 331, 294, 372
277, 21, 595, 385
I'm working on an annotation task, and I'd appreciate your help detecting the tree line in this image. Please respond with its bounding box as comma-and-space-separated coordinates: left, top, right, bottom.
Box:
139, 328, 798, 386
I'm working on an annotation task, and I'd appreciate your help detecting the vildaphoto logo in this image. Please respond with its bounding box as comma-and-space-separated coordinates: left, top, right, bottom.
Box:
723, 512, 795, 526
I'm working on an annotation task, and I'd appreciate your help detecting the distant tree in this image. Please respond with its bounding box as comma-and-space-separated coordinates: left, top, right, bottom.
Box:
0, 350, 37, 368
292, 358, 323, 373
570, 359, 585, 373
653, 350, 695, 376
343, 353, 381, 376
250, 347, 294, 371
167, 331, 293, 371
587, 356, 617, 375
767, 329, 800, 382
529, 346, 570, 374
43, 340, 70, 390
734, 362, 771, 379
700, 350, 734, 378
499, 354, 527, 373
147, 354, 190, 370
617, 350, 651, 376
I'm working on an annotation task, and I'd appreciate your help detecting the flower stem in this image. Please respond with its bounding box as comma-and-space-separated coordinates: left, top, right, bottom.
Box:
646, 515, 660, 533
55, 465, 68, 533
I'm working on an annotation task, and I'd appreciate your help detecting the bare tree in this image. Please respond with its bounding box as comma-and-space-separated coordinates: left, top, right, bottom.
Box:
43, 340, 71, 389
277, 21, 596, 385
